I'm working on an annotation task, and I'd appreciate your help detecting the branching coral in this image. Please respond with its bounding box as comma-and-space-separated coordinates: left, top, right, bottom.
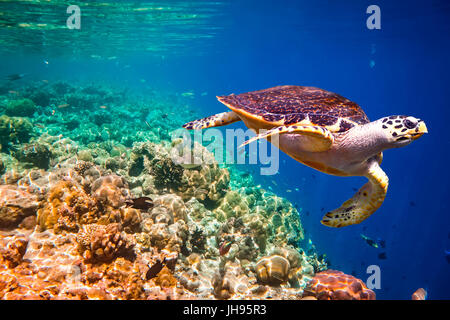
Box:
152, 157, 184, 190
37, 180, 98, 233
76, 223, 135, 263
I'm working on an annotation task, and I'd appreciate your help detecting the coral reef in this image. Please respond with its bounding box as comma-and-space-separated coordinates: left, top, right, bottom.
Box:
4, 98, 36, 117
303, 269, 376, 300
0, 115, 33, 151
0, 80, 331, 300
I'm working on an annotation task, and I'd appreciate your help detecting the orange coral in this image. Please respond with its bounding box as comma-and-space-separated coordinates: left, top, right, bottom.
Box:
303, 269, 375, 300
37, 180, 98, 233
91, 175, 129, 209
76, 223, 135, 263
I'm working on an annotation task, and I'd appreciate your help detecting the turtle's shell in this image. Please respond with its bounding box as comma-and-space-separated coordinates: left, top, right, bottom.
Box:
217, 85, 369, 133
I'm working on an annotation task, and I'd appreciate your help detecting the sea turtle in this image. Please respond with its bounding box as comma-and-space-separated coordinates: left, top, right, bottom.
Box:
182, 86, 428, 227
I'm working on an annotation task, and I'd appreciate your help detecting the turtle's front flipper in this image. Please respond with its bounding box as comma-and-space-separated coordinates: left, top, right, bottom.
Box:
240, 125, 334, 151
183, 111, 240, 130
321, 161, 389, 228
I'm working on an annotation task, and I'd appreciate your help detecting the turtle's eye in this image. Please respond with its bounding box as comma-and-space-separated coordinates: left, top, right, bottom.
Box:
403, 118, 417, 129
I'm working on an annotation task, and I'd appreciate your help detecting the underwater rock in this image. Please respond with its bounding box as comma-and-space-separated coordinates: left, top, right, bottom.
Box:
212, 262, 251, 299
5, 98, 37, 117
0, 185, 39, 229
0, 158, 5, 175
0, 235, 28, 268
303, 269, 375, 300
75, 223, 135, 263
0, 115, 33, 151
255, 255, 291, 286
13, 142, 52, 169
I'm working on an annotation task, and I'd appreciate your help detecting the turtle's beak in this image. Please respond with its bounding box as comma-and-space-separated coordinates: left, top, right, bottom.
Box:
411, 120, 428, 140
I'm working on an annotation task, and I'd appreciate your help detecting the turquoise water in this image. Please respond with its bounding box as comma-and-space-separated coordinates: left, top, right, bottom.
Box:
0, 0, 449, 300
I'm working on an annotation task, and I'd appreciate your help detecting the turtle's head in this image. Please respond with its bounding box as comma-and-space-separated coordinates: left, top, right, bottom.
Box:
379, 115, 428, 147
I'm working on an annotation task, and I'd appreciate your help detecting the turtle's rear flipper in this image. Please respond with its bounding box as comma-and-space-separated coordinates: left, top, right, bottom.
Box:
183, 111, 240, 130
321, 161, 389, 227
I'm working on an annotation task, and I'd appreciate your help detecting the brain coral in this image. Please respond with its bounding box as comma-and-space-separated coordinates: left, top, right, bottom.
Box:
303, 269, 375, 300
91, 174, 130, 209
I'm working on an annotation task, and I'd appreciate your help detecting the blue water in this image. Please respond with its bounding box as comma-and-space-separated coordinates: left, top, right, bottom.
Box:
1, 0, 449, 299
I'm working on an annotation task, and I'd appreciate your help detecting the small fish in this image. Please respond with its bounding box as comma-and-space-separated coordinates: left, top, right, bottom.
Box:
378, 252, 387, 260
99, 105, 107, 109
360, 234, 379, 248
35, 123, 44, 129
125, 197, 153, 211
51, 109, 55, 115
294, 188, 299, 192
57, 103, 69, 108
409, 201, 416, 207
42, 80, 49, 83
44, 60, 49, 65
411, 288, 427, 300
219, 241, 232, 256
181, 92, 194, 97
286, 189, 292, 193
146, 259, 165, 280
8, 90, 19, 95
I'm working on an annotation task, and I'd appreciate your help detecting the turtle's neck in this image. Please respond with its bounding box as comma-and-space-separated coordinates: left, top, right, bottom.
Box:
337, 119, 389, 162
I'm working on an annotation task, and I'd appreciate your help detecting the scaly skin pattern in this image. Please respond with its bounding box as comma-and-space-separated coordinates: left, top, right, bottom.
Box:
321, 160, 388, 227
182, 111, 240, 129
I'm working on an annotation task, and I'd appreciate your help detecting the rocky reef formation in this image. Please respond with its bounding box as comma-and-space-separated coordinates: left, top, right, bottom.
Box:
0, 81, 338, 300
302, 269, 376, 300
